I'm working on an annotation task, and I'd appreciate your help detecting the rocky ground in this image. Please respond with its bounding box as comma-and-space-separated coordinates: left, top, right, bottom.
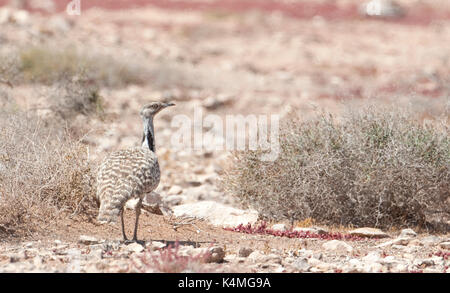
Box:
0, 0, 449, 273
1, 221, 449, 273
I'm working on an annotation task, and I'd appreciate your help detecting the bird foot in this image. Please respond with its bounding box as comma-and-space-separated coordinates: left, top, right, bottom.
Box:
123, 239, 146, 246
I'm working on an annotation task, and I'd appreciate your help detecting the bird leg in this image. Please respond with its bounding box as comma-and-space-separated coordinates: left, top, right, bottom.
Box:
132, 198, 143, 242
120, 208, 128, 241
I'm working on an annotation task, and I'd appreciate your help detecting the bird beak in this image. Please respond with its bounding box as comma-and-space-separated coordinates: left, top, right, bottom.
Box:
164, 102, 175, 107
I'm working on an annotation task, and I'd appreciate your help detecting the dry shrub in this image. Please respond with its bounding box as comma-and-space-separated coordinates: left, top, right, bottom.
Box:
49, 75, 104, 121
0, 109, 97, 237
2, 46, 148, 87
223, 105, 449, 232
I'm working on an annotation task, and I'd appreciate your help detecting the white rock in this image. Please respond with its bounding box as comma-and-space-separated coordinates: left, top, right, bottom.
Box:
271, 224, 288, 232
362, 251, 381, 263
168, 185, 183, 195
363, 262, 383, 273
359, 0, 405, 18
127, 242, 145, 253
439, 242, 450, 250
292, 257, 310, 271
376, 237, 410, 248
172, 201, 258, 228
400, 228, 417, 238
322, 240, 353, 253
293, 227, 328, 235
78, 235, 101, 245
150, 241, 167, 250
349, 258, 362, 267
349, 227, 389, 238
422, 236, 441, 246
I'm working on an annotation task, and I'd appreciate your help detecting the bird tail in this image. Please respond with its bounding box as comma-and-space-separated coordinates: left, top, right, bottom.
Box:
96, 196, 126, 224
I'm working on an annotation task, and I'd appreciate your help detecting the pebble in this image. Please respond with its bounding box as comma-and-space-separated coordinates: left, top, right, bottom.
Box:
349, 227, 389, 238
127, 242, 145, 253
78, 235, 101, 245
238, 247, 253, 258
400, 228, 417, 238
271, 224, 288, 232
439, 242, 450, 250
322, 240, 353, 253
206, 246, 225, 263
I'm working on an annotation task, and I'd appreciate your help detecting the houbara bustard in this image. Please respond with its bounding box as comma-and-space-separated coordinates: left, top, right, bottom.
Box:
96, 101, 175, 242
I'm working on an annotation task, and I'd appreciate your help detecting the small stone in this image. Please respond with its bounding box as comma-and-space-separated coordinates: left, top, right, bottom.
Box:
422, 235, 441, 246
407, 239, 423, 247
271, 224, 288, 232
168, 185, 183, 195
376, 237, 410, 248
359, 0, 405, 18
400, 228, 417, 238
33, 256, 43, 266
349, 227, 389, 238
127, 242, 145, 253
322, 240, 353, 253
78, 235, 100, 245
391, 263, 408, 273
24, 242, 34, 248
238, 247, 253, 258
439, 242, 450, 250
292, 257, 310, 271
363, 262, 383, 273
206, 246, 225, 263
362, 251, 381, 263
414, 258, 434, 268
293, 227, 327, 235
348, 258, 362, 267
150, 241, 167, 250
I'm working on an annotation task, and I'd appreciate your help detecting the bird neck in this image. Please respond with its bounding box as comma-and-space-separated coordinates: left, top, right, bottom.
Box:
142, 117, 155, 152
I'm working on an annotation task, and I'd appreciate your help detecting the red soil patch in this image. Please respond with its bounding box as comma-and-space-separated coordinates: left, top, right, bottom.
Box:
1, 0, 449, 25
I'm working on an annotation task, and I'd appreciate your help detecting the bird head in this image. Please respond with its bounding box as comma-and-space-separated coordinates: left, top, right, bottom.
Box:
140, 101, 175, 118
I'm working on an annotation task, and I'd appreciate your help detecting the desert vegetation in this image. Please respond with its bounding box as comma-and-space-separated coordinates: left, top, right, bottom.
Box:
223, 105, 449, 232
0, 0, 449, 274
0, 83, 99, 237
0, 45, 149, 87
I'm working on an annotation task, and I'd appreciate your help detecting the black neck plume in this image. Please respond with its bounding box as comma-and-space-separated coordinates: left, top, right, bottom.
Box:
142, 129, 155, 152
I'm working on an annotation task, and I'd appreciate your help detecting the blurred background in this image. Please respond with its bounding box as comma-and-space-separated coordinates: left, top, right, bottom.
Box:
0, 0, 449, 212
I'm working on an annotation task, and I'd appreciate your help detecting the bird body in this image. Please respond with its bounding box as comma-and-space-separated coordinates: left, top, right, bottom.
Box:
96, 147, 160, 223
96, 101, 174, 242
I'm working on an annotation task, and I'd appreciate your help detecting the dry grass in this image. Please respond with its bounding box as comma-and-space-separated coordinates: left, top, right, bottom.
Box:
223, 104, 449, 232
0, 108, 98, 238
1, 46, 149, 88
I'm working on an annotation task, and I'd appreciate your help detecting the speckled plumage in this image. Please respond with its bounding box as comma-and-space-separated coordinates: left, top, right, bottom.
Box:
96, 101, 175, 242
96, 147, 160, 222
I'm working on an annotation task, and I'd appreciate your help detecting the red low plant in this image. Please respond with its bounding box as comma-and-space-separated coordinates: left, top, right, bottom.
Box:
224, 222, 365, 241
130, 242, 212, 273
